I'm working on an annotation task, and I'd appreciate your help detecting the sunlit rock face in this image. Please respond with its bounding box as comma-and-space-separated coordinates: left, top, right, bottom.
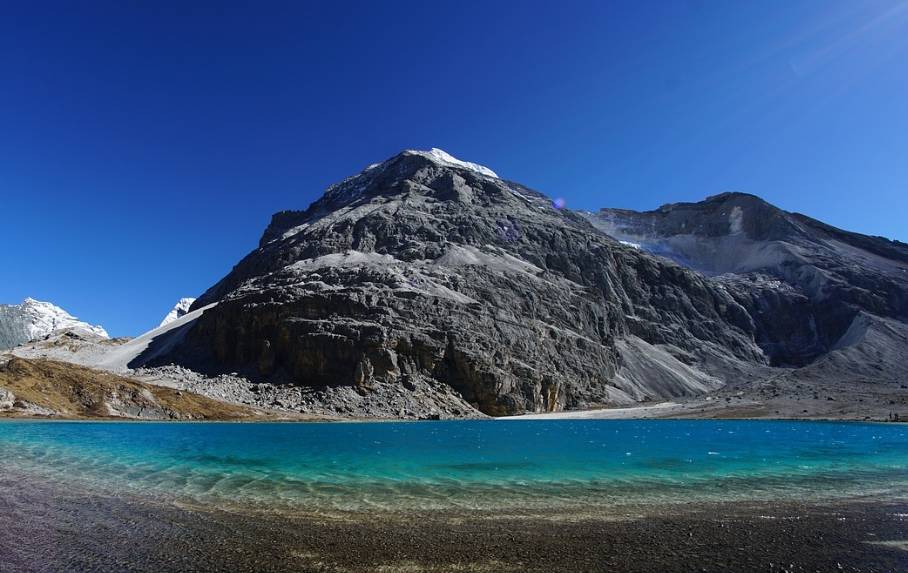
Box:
146, 150, 908, 416
0, 298, 108, 351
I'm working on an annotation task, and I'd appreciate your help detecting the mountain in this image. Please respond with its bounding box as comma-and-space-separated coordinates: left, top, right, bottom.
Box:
583, 193, 908, 368
13, 150, 907, 420
0, 298, 108, 350
159, 298, 196, 327
137, 149, 774, 416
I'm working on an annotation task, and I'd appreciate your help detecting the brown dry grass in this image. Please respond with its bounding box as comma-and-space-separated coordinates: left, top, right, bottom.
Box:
0, 357, 262, 420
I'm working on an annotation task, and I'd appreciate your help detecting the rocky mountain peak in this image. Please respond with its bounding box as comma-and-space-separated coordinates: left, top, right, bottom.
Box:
317, 148, 498, 210
624, 191, 796, 242
256, 148, 554, 252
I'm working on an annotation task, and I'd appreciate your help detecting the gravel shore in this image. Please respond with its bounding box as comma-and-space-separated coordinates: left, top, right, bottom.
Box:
2, 467, 906, 572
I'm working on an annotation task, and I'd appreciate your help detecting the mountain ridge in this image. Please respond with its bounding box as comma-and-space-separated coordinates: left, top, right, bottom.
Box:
584, 189, 908, 370
8, 149, 905, 420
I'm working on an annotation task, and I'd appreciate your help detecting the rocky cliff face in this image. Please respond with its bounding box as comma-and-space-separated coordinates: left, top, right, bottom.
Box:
145, 152, 907, 417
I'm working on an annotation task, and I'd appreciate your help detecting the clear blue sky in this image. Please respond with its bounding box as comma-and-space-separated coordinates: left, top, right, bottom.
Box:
2, 1, 907, 336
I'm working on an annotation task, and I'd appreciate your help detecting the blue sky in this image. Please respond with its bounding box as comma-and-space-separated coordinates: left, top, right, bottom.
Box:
2, 1, 907, 336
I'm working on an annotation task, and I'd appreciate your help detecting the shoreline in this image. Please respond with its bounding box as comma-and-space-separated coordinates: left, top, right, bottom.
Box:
1, 468, 906, 572
3, 402, 905, 423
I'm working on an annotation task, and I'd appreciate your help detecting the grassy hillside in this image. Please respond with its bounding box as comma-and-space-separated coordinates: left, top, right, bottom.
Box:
0, 357, 262, 420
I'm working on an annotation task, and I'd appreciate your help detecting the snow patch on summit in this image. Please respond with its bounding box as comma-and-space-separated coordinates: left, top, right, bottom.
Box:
405, 148, 499, 178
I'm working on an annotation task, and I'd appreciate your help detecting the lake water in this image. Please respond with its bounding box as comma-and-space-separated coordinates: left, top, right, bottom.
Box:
1, 419, 906, 511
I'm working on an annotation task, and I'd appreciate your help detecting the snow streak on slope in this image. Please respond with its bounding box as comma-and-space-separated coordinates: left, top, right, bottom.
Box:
97, 303, 217, 371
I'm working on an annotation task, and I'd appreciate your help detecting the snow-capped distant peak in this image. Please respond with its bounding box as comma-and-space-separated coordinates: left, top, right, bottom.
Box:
404, 148, 499, 178
0, 298, 108, 350
159, 297, 196, 327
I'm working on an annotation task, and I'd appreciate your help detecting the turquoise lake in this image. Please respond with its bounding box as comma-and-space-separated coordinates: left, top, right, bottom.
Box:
1, 420, 906, 511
